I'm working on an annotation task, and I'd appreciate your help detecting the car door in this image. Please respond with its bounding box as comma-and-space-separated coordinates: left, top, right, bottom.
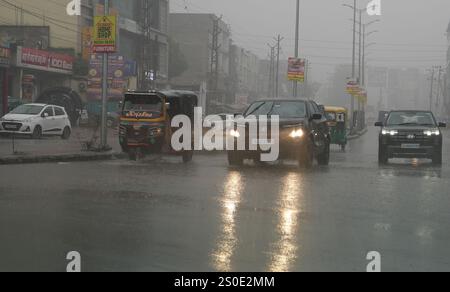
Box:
54, 107, 67, 134
41, 106, 57, 134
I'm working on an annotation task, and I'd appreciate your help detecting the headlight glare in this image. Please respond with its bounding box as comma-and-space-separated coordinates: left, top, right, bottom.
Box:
289, 129, 304, 138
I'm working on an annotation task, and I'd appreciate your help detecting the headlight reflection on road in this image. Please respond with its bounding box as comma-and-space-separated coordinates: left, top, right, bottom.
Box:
268, 172, 304, 272
211, 171, 243, 272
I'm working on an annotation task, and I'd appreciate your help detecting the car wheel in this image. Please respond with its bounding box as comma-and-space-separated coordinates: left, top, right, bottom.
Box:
32, 126, 42, 139
378, 144, 388, 164
299, 140, 313, 168
318, 142, 330, 166
182, 151, 194, 163
61, 127, 71, 140
228, 151, 244, 166
432, 149, 442, 165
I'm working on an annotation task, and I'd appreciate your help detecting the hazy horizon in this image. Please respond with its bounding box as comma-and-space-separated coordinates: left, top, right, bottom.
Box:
170, 0, 450, 83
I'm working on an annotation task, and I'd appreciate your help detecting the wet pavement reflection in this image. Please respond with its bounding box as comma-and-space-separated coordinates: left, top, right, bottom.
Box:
1, 127, 450, 271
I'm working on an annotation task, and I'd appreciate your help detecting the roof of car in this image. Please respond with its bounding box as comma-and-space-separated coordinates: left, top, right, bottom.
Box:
389, 110, 432, 113
23, 103, 48, 107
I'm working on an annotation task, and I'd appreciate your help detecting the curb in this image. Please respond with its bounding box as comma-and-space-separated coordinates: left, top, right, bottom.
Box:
0, 151, 126, 165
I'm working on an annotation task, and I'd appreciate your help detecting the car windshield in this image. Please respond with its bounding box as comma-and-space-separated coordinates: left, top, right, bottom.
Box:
123, 95, 163, 114
245, 101, 306, 118
386, 112, 436, 126
10, 105, 44, 115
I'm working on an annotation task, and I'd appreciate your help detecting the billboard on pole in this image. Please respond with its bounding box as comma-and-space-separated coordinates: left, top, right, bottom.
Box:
92, 15, 117, 53
288, 57, 305, 82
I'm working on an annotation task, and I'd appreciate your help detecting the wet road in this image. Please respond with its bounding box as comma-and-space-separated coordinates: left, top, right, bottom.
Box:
1, 127, 450, 272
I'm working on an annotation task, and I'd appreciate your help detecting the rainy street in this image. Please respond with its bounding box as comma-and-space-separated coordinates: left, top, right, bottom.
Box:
1, 127, 450, 272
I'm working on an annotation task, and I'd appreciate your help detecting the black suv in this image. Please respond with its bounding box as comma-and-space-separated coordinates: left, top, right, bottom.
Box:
375, 110, 446, 165
227, 99, 331, 168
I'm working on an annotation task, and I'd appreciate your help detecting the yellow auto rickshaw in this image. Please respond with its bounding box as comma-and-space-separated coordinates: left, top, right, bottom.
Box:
324, 106, 348, 151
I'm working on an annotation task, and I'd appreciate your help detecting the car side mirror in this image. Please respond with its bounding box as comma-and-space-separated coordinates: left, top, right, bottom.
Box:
438, 122, 447, 128
375, 121, 383, 127
42, 112, 49, 118
312, 113, 322, 120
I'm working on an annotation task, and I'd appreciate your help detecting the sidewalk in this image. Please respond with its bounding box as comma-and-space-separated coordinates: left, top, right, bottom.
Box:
0, 127, 123, 165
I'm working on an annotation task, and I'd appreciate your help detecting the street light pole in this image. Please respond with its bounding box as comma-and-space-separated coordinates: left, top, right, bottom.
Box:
293, 0, 300, 98
100, 0, 109, 150
350, 0, 357, 133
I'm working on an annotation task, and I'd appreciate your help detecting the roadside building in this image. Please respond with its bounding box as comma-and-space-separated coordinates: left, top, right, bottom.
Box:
229, 45, 260, 106
169, 13, 231, 112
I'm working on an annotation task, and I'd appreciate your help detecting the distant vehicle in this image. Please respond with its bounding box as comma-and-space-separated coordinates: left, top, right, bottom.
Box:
0, 104, 72, 139
325, 106, 348, 151
375, 110, 446, 165
227, 99, 331, 168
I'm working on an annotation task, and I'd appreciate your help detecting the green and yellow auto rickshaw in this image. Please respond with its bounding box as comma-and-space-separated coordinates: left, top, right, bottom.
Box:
325, 106, 348, 151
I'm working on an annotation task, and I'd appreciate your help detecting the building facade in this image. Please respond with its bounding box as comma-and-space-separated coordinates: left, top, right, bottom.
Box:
169, 13, 231, 111
229, 45, 260, 105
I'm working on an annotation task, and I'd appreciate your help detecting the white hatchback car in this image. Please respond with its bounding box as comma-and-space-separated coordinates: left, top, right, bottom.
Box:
0, 103, 72, 139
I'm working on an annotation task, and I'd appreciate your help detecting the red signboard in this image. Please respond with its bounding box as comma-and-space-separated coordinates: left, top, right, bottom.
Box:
16, 47, 74, 74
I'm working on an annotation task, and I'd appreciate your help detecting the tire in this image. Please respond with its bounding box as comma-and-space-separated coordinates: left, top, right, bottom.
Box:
32, 126, 42, 139
228, 151, 244, 166
378, 144, 388, 164
299, 140, 313, 168
182, 151, 194, 163
432, 148, 442, 165
61, 127, 71, 140
318, 143, 330, 166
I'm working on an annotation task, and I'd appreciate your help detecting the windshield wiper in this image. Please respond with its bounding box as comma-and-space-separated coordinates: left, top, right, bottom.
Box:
246, 102, 267, 116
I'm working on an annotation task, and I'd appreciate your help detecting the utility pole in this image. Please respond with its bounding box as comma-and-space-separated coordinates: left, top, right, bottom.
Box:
350, 0, 357, 133
436, 66, 443, 111
357, 9, 363, 127
209, 16, 222, 111
274, 35, 283, 98
100, 0, 109, 150
268, 44, 276, 98
303, 59, 309, 98
140, 0, 154, 90
429, 67, 436, 112
293, 0, 300, 98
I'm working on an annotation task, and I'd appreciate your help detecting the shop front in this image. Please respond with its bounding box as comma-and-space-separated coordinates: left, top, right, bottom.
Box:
0, 46, 11, 115
12, 47, 74, 103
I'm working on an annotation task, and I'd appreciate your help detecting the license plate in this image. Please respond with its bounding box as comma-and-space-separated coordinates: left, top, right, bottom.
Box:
401, 144, 420, 149
252, 139, 273, 146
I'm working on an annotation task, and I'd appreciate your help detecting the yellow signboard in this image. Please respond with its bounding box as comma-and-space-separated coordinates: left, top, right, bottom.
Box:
92, 15, 117, 53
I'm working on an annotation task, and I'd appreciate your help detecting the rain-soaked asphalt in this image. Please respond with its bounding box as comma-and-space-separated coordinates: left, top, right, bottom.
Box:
1, 126, 450, 272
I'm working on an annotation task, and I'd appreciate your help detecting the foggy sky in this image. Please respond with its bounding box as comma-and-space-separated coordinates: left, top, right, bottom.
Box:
170, 0, 450, 82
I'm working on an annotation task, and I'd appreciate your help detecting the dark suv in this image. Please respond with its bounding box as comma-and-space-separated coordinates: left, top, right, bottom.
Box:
375, 110, 446, 165
227, 99, 331, 168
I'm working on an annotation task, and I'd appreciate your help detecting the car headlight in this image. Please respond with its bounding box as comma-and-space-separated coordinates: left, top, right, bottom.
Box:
424, 129, 440, 136
229, 129, 241, 138
382, 129, 398, 136
289, 129, 304, 138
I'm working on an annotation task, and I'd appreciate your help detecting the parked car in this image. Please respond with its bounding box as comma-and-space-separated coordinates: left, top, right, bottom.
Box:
375, 110, 446, 165
227, 99, 331, 168
0, 103, 72, 139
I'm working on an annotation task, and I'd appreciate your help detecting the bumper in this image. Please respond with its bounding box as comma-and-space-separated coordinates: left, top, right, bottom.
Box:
230, 138, 305, 159
386, 145, 437, 158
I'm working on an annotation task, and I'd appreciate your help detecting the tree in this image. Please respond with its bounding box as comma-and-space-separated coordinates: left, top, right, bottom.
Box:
168, 38, 188, 81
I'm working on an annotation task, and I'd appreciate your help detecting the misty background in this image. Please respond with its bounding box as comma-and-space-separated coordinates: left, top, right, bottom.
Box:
171, 0, 448, 81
